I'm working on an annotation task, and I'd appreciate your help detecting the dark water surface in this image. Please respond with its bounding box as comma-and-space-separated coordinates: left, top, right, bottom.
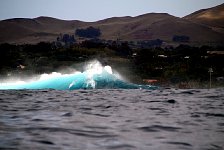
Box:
0, 88, 224, 150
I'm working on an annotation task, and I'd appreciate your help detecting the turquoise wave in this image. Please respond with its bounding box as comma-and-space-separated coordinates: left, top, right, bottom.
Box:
0, 64, 158, 90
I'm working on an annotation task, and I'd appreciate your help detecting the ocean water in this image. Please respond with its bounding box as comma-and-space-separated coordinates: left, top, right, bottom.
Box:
0, 88, 224, 150
0, 61, 224, 149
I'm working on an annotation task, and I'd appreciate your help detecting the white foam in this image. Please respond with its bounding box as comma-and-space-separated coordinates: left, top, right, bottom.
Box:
0, 60, 121, 88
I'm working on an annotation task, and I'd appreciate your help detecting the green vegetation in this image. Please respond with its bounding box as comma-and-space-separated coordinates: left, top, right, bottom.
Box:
75, 26, 101, 38
0, 42, 223, 88
133, 45, 224, 86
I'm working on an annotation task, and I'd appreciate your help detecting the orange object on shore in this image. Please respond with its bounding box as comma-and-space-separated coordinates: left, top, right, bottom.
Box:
143, 79, 158, 83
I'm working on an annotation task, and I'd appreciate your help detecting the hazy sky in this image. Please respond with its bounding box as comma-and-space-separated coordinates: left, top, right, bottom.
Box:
0, 0, 223, 21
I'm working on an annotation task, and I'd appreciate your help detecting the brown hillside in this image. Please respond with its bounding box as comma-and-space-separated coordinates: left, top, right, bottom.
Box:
0, 6, 224, 44
95, 13, 175, 40
95, 13, 223, 42
0, 17, 87, 44
184, 3, 224, 33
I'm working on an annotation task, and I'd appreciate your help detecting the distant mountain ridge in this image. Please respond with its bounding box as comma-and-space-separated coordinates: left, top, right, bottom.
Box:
0, 4, 224, 44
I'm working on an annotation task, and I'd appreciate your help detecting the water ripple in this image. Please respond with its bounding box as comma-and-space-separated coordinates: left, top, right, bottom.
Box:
0, 88, 224, 150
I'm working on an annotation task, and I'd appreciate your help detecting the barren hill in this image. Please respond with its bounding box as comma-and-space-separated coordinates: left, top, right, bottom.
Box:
184, 3, 224, 33
0, 17, 87, 44
0, 4, 224, 44
95, 13, 223, 43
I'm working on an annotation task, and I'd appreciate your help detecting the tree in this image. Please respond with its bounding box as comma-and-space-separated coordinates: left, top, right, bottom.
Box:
75, 26, 101, 38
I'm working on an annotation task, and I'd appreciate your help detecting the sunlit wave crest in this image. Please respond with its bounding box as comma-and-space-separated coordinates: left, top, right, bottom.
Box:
0, 60, 158, 90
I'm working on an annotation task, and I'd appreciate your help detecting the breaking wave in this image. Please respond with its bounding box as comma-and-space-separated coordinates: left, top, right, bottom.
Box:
0, 61, 157, 90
